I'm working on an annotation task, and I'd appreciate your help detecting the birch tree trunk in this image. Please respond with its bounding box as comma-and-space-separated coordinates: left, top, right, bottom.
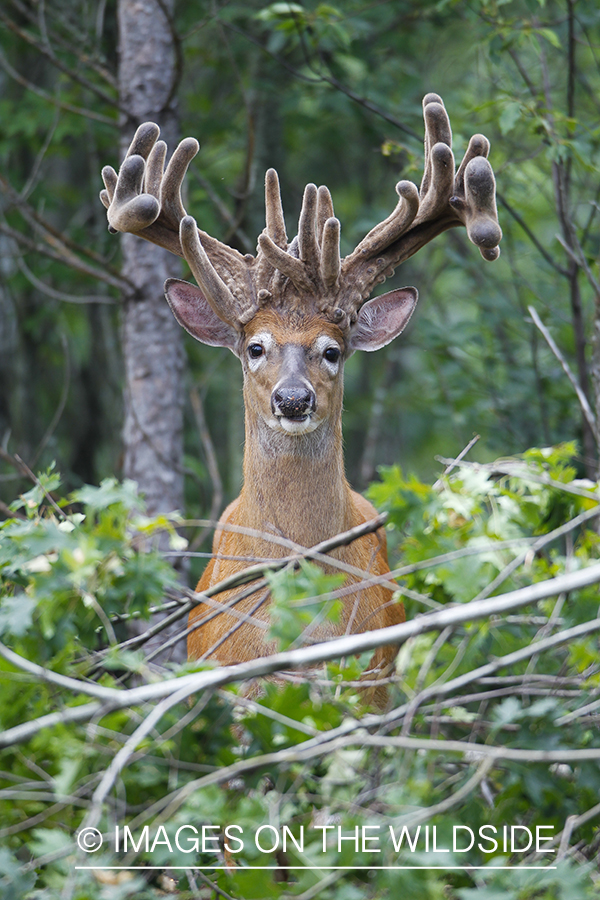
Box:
118, 0, 184, 519
118, 0, 186, 660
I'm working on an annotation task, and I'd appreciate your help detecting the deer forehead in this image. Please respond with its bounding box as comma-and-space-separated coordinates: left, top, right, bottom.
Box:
244, 311, 345, 354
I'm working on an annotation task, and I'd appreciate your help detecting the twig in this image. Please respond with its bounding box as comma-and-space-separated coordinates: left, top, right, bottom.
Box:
16, 255, 115, 305
0, 10, 121, 112
471, 502, 600, 604
13, 454, 66, 520
556, 800, 600, 859
132, 726, 600, 830
527, 304, 596, 435
497, 191, 569, 277
296, 617, 600, 754
0, 174, 130, 290
83, 682, 213, 830
433, 434, 480, 489
0, 498, 26, 520
0, 44, 115, 125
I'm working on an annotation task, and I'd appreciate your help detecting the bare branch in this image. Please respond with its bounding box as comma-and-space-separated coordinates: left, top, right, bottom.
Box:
0, 44, 115, 125
0, 221, 127, 294
528, 305, 597, 436
0, 9, 121, 112
497, 191, 569, 277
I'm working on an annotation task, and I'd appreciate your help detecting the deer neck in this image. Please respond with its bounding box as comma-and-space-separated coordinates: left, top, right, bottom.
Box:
238, 408, 352, 550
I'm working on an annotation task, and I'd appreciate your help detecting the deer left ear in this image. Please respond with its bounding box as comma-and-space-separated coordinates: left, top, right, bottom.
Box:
349, 287, 418, 353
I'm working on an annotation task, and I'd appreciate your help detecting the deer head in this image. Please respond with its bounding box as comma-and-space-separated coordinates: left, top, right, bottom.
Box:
101, 93, 501, 456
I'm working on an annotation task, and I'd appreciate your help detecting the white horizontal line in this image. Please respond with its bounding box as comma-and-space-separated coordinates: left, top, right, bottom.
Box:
75, 865, 557, 871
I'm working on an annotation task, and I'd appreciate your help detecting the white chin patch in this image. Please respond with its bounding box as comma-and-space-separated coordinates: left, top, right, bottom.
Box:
270, 414, 319, 435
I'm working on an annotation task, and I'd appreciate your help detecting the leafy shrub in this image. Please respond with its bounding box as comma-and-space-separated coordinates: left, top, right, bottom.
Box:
1, 445, 599, 898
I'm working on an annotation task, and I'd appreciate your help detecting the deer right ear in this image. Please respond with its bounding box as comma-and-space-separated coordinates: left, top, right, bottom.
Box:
349, 287, 419, 353
165, 278, 239, 352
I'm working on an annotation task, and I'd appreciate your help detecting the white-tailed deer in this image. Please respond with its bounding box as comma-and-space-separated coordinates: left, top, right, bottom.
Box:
100, 94, 501, 702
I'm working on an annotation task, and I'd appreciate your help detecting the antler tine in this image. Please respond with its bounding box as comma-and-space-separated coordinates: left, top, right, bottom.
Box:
180, 216, 251, 326
451, 155, 502, 260
103, 154, 160, 235
145, 139, 167, 199
450, 133, 502, 260
420, 93, 452, 198
347, 181, 420, 263
257, 168, 314, 293
257, 233, 314, 292
265, 168, 287, 249
455, 132, 490, 190
298, 183, 319, 271
126, 121, 161, 160
416, 96, 455, 223
99, 166, 116, 210
317, 185, 334, 244
159, 136, 199, 228
320, 217, 341, 290
100, 121, 163, 228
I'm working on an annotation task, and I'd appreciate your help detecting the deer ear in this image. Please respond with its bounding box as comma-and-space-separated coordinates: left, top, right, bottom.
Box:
165, 278, 239, 352
349, 287, 418, 353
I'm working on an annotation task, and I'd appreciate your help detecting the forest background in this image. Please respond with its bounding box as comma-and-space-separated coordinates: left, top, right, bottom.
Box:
1, 1, 600, 899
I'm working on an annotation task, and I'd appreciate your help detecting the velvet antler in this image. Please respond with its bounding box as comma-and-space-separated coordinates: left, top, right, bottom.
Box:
101, 93, 501, 332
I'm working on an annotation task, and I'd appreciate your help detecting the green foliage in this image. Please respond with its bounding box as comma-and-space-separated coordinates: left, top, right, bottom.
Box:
1, 447, 599, 898
267, 560, 345, 649
0, 476, 179, 663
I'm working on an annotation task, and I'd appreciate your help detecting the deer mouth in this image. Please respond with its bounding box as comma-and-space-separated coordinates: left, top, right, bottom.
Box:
272, 410, 319, 434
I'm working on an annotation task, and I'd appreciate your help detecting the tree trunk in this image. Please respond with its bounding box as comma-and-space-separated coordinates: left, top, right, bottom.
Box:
118, 0, 183, 518
118, 0, 186, 660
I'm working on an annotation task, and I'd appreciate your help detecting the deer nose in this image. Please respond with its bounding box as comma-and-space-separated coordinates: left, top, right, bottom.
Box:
271, 385, 316, 418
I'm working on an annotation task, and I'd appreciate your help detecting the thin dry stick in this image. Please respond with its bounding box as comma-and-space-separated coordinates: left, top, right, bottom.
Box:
433, 433, 480, 489
528, 304, 596, 436
94, 513, 399, 663
296, 617, 600, 755
0, 43, 115, 124
83, 681, 210, 831
556, 800, 600, 859
17, 255, 115, 305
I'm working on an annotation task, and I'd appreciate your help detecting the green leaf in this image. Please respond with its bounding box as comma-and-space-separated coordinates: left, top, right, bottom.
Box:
0, 593, 36, 637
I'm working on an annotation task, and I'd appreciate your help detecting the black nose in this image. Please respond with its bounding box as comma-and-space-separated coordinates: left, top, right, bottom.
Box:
272, 386, 316, 418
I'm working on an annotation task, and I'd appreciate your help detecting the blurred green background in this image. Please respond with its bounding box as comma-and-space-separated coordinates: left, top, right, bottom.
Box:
1, 0, 599, 531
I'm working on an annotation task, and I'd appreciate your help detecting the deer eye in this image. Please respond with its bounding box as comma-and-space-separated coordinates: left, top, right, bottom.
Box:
248, 343, 264, 359
323, 347, 340, 364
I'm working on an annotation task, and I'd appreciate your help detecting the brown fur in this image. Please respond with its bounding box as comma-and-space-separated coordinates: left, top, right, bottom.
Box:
187, 310, 404, 704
